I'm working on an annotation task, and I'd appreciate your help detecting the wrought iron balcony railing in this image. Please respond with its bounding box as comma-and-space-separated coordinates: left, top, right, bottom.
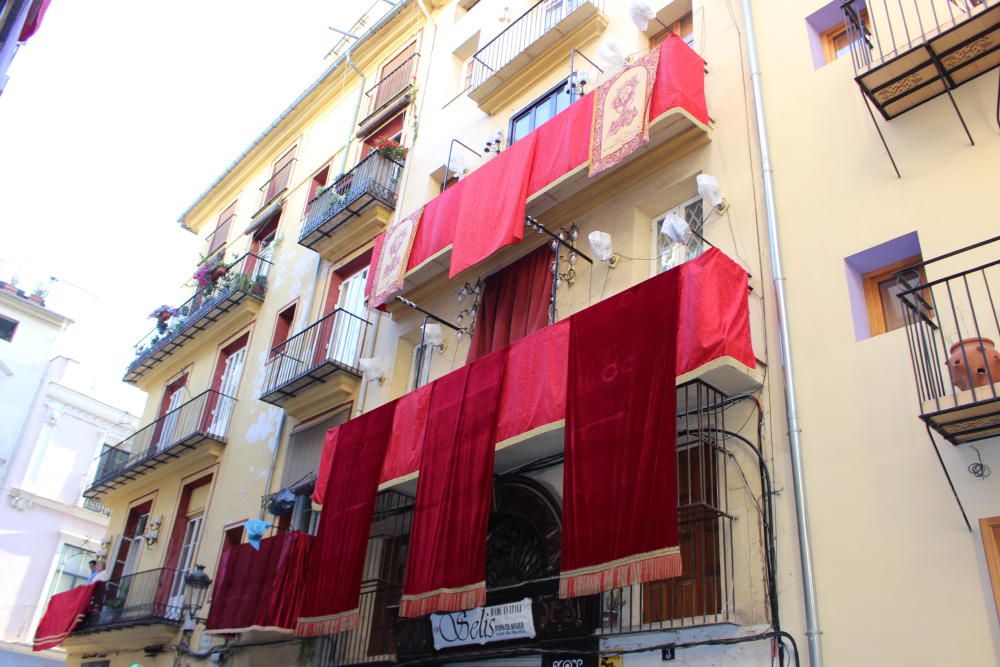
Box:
299, 152, 404, 249
469, 0, 604, 91
74, 567, 183, 634
841, 0, 999, 120
126, 252, 271, 383
897, 235, 1000, 445
260, 308, 371, 403
365, 53, 419, 118
87, 390, 236, 496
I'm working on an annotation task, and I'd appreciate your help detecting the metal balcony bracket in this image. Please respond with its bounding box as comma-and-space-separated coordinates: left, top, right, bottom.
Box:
923, 424, 972, 532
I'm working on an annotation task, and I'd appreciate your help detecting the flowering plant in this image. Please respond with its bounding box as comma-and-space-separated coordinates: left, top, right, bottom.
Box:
193, 255, 227, 289
372, 136, 407, 162
148, 305, 178, 320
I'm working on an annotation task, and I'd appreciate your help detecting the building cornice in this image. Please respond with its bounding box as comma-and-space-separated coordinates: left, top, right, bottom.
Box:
0, 290, 72, 327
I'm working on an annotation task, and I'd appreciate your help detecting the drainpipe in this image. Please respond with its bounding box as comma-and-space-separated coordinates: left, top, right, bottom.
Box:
740, 1, 824, 665
259, 411, 287, 520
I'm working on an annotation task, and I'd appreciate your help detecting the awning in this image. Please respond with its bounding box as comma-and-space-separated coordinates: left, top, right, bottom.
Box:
244, 200, 283, 236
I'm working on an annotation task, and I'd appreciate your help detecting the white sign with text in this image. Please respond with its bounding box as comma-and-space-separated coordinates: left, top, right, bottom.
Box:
430, 597, 536, 650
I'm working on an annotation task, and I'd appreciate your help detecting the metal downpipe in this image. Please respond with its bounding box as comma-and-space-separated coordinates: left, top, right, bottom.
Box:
739, 1, 824, 665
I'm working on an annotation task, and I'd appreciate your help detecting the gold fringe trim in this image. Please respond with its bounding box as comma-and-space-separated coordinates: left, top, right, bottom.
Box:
559, 548, 682, 598
205, 625, 295, 636
399, 581, 485, 618
295, 608, 360, 637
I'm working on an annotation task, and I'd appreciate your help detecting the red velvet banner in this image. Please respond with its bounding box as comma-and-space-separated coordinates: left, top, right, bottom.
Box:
676, 248, 755, 375
560, 262, 684, 598
399, 348, 510, 617
468, 244, 552, 362
381, 382, 432, 484
311, 427, 339, 506
450, 133, 538, 278
33, 583, 97, 651
206, 531, 313, 634
374, 36, 707, 284
650, 34, 710, 127
296, 401, 397, 636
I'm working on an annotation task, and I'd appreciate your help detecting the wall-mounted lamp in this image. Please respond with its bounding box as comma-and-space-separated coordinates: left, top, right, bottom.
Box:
484, 129, 504, 155
567, 69, 591, 97
359, 357, 386, 385
588, 230, 620, 268
97, 538, 112, 559
696, 173, 728, 213
143, 517, 162, 548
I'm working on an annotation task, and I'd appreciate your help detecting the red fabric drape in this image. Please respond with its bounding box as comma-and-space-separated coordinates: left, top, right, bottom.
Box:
311, 427, 339, 506
18, 0, 51, 42
650, 34, 710, 127
495, 318, 569, 443
676, 248, 755, 375
467, 244, 552, 362
399, 348, 509, 617
450, 133, 538, 278
527, 92, 593, 196
371, 37, 708, 287
381, 382, 432, 483
206, 531, 312, 634
33, 583, 97, 651
406, 180, 465, 271
560, 265, 684, 598
297, 401, 397, 636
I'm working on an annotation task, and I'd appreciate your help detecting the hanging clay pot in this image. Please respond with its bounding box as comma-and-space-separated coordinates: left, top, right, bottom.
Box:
947, 338, 1000, 391
212, 266, 227, 282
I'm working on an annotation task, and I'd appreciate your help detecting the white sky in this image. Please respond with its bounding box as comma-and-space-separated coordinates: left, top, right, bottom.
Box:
0, 1, 372, 413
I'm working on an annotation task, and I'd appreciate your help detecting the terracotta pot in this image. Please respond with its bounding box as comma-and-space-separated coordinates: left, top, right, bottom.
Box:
947, 338, 1000, 391
157, 311, 172, 324
212, 266, 227, 281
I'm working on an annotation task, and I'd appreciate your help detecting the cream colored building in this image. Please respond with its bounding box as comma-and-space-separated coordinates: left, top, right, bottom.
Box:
54, 1, 1000, 666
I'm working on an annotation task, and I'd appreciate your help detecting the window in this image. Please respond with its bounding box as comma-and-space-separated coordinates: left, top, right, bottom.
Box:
862, 256, 926, 335
410, 341, 434, 390
806, 1, 869, 68
304, 165, 331, 218
270, 303, 297, 353
0, 314, 17, 342
48, 544, 97, 596
372, 41, 416, 112
509, 78, 572, 145
651, 11, 694, 48
821, 9, 869, 64
262, 147, 297, 206
82, 661, 110, 667
654, 197, 704, 274
362, 112, 406, 159
208, 201, 238, 255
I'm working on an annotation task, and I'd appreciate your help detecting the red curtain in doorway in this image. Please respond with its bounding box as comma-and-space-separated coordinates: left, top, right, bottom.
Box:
467, 244, 552, 363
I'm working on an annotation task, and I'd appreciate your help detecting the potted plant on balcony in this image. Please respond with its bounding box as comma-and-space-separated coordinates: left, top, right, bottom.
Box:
149, 305, 178, 333
947, 338, 1000, 391
193, 254, 227, 291
372, 136, 408, 163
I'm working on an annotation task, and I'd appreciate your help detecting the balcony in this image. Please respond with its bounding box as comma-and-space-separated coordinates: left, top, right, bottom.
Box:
841, 0, 1000, 120
299, 153, 404, 263
63, 568, 181, 652
259, 308, 371, 419
358, 53, 419, 134
85, 390, 234, 498
124, 252, 271, 386
898, 236, 1000, 445
469, 0, 608, 113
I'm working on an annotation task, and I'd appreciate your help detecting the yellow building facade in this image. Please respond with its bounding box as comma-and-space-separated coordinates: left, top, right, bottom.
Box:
55, 1, 999, 666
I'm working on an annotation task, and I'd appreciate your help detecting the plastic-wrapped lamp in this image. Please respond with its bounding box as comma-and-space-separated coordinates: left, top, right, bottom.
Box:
359, 357, 385, 384
588, 230, 614, 262
628, 0, 656, 31
423, 322, 444, 347
696, 174, 726, 211
661, 212, 691, 245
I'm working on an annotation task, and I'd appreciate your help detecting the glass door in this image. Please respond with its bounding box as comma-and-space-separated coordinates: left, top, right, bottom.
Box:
168, 514, 204, 618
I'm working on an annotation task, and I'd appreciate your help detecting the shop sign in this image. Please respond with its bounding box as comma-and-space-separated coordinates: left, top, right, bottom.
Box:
430, 597, 536, 650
